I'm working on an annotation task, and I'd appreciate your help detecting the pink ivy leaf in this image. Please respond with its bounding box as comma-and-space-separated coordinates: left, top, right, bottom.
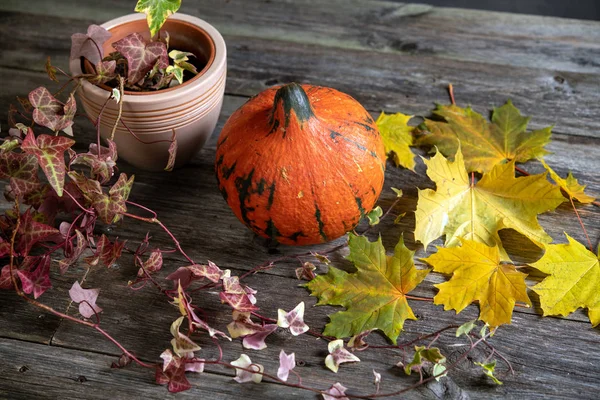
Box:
71, 140, 118, 184
16, 209, 59, 255
91, 60, 117, 85
227, 311, 263, 338
68, 281, 103, 319
112, 33, 168, 85
28, 88, 76, 135
231, 354, 264, 384
59, 230, 87, 274
155, 356, 192, 393
0, 265, 18, 289
325, 339, 361, 373
17, 255, 51, 299
220, 276, 259, 312
277, 350, 296, 382
165, 131, 177, 171
0, 239, 10, 258
323, 383, 350, 400
111, 354, 132, 369
70, 24, 112, 65
277, 302, 309, 336
21, 128, 75, 196
0, 151, 40, 199
189, 308, 231, 340
137, 249, 163, 276
167, 261, 224, 289
160, 349, 176, 372
185, 359, 205, 373
295, 261, 316, 281
69, 171, 131, 224
242, 324, 277, 350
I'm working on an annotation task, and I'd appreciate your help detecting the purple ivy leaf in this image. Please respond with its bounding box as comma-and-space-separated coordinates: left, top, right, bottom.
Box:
220, 275, 258, 313
166, 260, 224, 289
71, 24, 112, 65
185, 359, 205, 373
137, 249, 163, 276
322, 383, 349, 400
242, 324, 277, 351
0, 151, 40, 199
91, 60, 117, 85
325, 339, 360, 373
16, 209, 59, 255
277, 302, 309, 336
112, 32, 168, 85
295, 261, 316, 280
17, 255, 51, 299
277, 350, 296, 382
189, 308, 231, 340
85, 234, 125, 268
28, 88, 76, 135
71, 140, 118, 184
69, 281, 103, 319
155, 355, 191, 393
231, 354, 264, 384
0, 265, 18, 289
59, 230, 87, 274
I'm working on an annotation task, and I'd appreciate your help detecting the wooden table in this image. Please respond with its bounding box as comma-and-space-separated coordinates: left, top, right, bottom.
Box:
1, 1, 599, 398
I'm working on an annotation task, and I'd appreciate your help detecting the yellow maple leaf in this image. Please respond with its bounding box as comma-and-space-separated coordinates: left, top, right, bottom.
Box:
422, 239, 531, 327
531, 234, 600, 327
539, 159, 596, 204
306, 233, 429, 344
416, 101, 551, 173
415, 149, 564, 258
376, 112, 416, 171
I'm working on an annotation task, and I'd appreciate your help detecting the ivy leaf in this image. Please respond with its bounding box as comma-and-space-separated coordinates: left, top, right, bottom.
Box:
325, 339, 360, 373
16, 209, 59, 255
530, 234, 600, 327
0, 264, 19, 289
277, 350, 296, 382
155, 353, 192, 393
71, 24, 112, 65
242, 324, 278, 350
59, 230, 87, 274
28, 87, 76, 135
295, 261, 316, 281
404, 345, 446, 376
306, 234, 429, 344
0, 151, 40, 198
277, 302, 309, 336
17, 255, 51, 299
21, 129, 75, 197
540, 159, 595, 203
231, 354, 264, 384
165, 130, 177, 171
417, 101, 551, 173
166, 64, 184, 85
170, 316, 201, 358
91, 60, 117, 85
366, 206, 383, 226
422, 239, 531, 327
167, 261, 224, 289
475, 360, 503, 385
376, 112, 416, 170
137, 249, 163, 276
113, 32, 169, 85
45, 57, 59, 82
85, 234, 125, 268
69, 281, 103, 319
70, 140, 118, 184
220, 275, 258, 312
135, 0, 181, 37
323, 383, 349, 400
415, 148, 564, 258
456, 320, 477, 337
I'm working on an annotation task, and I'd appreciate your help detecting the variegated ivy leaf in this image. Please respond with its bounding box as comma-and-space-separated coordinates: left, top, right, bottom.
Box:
69, 172, 131, 224
28, 87, 76, 135
59, 230, 87, 275
230, 354, 264, 384
16, 209, 59, 255
69, 281, 103, 319
91, 60, 117, 85
71, 24, 112, 65
170, 316, 201, 358
70, 140, 118, 184
325, 339, 360, 373
113, 32, 168, 85
135, 0, 182, 37
17, 255, 52, 299
242, 324, 277, 350
0, 151, 40, 198
166, 261, 224, 289
85, 234, 125, 268
277, 302, 309, 336
155, 350, 192, 393
166, 65, 184, 85
220, 275, 258, 312
323, 383, 349, 400
21, 129, 75, 197
168, 49, 193, 63
137, 249, 163, 276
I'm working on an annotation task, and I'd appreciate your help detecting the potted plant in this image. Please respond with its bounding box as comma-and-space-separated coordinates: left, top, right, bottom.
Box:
69, 0, 227, 171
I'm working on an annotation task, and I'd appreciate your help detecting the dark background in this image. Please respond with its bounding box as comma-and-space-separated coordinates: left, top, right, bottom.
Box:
400, 0, 600, 20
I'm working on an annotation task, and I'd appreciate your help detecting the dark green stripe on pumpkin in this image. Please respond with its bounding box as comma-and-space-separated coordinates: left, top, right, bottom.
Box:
221, 161, 237, 180
267, 182, 276, 210
265, 219, 281, 240
355, 196, 366, 217
287, 231, 306, 242
314, 203, 327, 241
235, 169, 255, 227
329, 130, 377, 158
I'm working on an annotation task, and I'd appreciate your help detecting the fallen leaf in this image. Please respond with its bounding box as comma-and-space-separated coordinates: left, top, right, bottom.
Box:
417, 101, 551, 173
531, 234, 600, 327
422, 240, 531, 327
306, 234, 429, 344
540, 159, 595, 203
415, 148, 564, 258
376, 112, 416, 170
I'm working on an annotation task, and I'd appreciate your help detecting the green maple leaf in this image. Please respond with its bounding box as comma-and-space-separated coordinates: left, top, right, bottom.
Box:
417, 100, 551, 173
306, 234, 430, 344
135, 0, 181, 37
376, 112, 416, 171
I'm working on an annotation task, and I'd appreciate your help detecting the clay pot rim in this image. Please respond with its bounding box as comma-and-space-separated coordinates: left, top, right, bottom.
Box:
69, 13, 226, 104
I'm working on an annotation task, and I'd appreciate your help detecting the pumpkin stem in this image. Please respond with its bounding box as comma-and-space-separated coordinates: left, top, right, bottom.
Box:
270, 83, 315, 131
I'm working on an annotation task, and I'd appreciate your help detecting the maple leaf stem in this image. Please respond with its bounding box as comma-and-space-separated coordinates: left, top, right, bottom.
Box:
448, 84, 456, 105
405, 295, 434, 302
569, 196, 594, 252
514, 165, 530, 176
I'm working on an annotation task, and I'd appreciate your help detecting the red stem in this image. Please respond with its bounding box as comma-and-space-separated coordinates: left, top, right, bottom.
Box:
569, 196, 594, 252
448, 84, 456, 105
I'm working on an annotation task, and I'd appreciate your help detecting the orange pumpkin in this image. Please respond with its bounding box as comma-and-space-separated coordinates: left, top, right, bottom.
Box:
215, 83, 386, 245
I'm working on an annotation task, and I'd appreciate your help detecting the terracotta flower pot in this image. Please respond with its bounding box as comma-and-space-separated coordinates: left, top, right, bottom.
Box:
69, 13, 227, 171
